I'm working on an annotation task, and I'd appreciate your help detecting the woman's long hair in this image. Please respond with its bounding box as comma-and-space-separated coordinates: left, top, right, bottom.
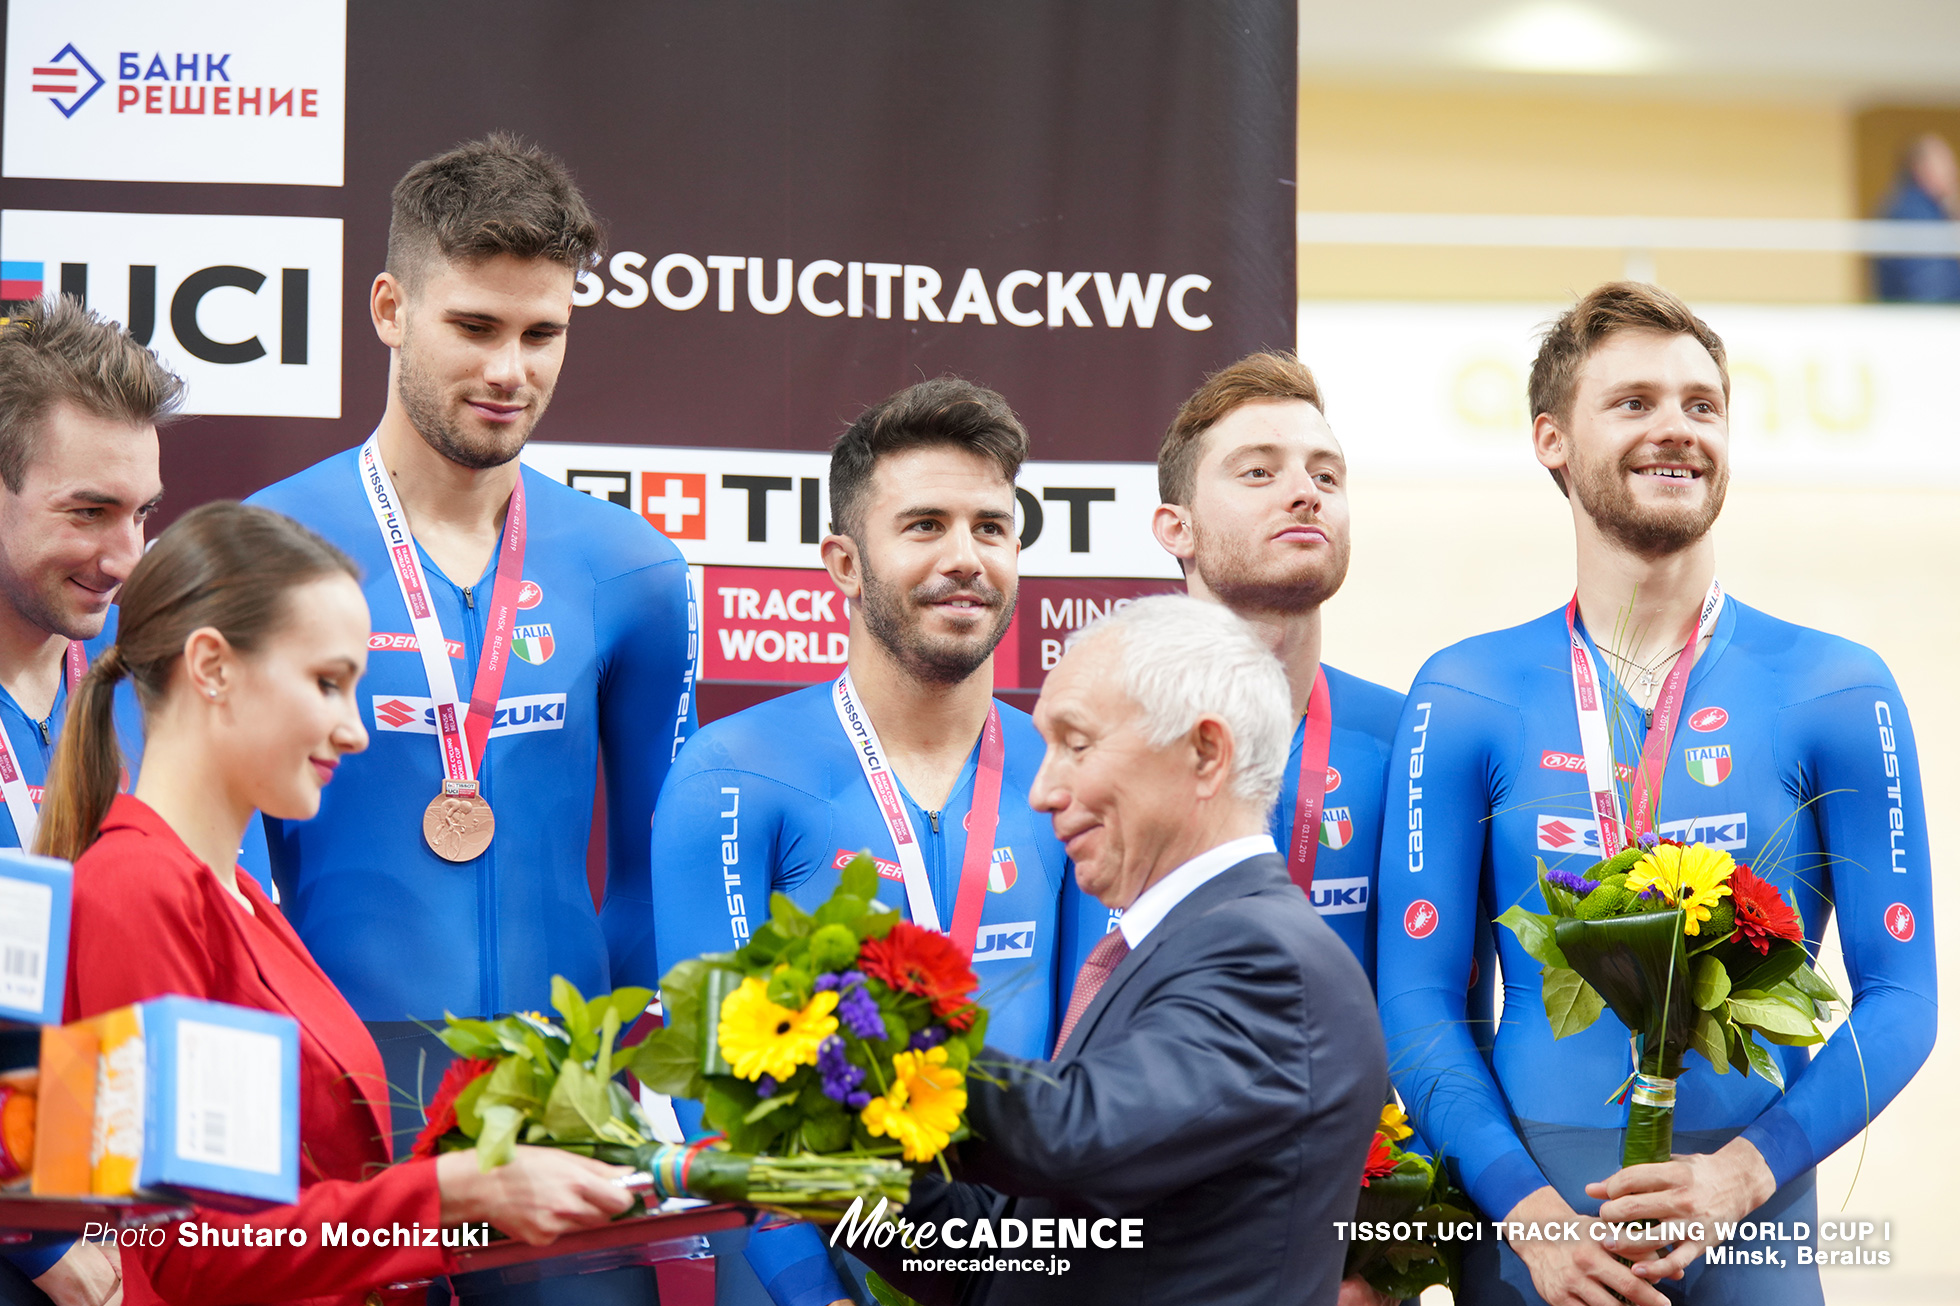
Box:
35, 502, 358, 864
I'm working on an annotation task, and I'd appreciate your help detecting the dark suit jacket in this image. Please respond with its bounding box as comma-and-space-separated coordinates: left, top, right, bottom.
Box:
879, 852, 1387, 1306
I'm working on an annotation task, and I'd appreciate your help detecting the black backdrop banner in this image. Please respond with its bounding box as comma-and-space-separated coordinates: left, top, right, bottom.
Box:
3, 0, 1296, 506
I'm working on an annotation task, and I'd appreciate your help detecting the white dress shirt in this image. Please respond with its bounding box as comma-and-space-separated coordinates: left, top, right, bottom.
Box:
1117, 833, 1278, 949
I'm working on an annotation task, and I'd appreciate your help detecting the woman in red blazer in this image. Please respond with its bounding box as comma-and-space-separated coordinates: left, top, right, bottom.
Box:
39, 503, 633, 1306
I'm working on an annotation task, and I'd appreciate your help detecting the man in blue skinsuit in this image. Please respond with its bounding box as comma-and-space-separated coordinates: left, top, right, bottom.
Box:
652, 378, 1108, 1306
1375, 282, 1937, 1306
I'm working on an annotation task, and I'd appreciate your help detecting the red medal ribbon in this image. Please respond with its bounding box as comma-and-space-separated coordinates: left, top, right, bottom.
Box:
462, 476, 528, 772
1286, 666, 1333, 893
946, 706, 1005, 959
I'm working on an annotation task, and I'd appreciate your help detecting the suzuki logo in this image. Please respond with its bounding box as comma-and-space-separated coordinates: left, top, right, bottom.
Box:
374, 698, 418, 728
1538, 819, 1578, 849
971, 921, 1037, 961
1309, 876, 1369, 916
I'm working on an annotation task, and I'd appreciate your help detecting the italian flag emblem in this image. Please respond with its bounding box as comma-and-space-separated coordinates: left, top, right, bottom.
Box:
1683, 744, 1731, 787
1319, 806, 1353, 851
511, 623, 555, 666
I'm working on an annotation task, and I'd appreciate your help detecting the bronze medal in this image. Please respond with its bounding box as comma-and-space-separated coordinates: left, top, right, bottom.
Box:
423, 781, 495, 862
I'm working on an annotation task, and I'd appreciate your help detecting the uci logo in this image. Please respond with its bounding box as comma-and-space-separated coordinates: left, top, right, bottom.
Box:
971, 921, 1037, 962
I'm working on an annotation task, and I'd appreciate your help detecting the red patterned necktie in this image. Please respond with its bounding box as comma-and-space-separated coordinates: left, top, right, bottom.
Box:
1053, 929, 1130, 1056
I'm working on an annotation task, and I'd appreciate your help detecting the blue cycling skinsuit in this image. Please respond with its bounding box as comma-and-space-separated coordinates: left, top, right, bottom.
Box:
247, 447, 697, 1028
1375, 597, 1937, 1303
651, 677, 1111, 1306
1274, 664, 1407, 981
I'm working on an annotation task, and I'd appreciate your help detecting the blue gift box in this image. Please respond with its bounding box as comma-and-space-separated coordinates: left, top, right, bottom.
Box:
0, 850, 73, 1025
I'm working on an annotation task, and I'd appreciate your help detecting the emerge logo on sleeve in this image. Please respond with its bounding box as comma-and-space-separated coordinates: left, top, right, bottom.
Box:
371, 693, 567, 737
972, 921, 1037, 962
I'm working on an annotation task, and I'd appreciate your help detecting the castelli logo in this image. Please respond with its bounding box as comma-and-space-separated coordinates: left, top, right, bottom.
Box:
1403, 899, 1439, 939
1886, 903, 1915, 942
517, 580, 544, 610
1689, 707, 1729, 732
1324, 766, 1342, 794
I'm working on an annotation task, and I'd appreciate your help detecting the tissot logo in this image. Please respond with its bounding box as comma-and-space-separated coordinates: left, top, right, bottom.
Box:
28, 44, 105, 118
972, 921, 1037, 961
0, 210, 341, 417
371, 694, 568, 738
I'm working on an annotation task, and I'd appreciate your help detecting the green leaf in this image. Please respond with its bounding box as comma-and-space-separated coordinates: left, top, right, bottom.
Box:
1729, 942, 1805, 994
1741, 1030, 1786, 1091
1553, 909, 1696, 1063
815, 895, 869, 929
437, 1017, 504, 1060
1541, 966, 1605, 1038
542, 1059, 613, 1142
479, 1054, 543, 1113
1691, 954, 1731, 1010
1535, 861, 1586, 917
1727, 994, 1821, 1042
770, 892, 815, 936
865, 1271, 923, 1306
839, 853, 880, 904
1496, 906, 1568, 969
629, 1027, 703, 1099
1690, 1009, 1729, 1073
799, 1109, 854, 1153
1725, 1020, 1752, 1075
701, 968, 744, 1077
856, 907, 902, 940
742, 1092, 800, 1125
552, 976, 591, 1034
476, 1103, 523, 1169
1788, 962, 1842, 1008
452, 1068, 493, 1138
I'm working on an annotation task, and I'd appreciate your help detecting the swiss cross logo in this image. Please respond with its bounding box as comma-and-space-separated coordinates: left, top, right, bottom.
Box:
1689, 706, 1729, 732
1537, 817, 1580, 850
31, 44, 107, 119
1886, 903, 1915, 942
374, 698, 418, 729
1404, 899, 1439, 939
640, 472, 707, 540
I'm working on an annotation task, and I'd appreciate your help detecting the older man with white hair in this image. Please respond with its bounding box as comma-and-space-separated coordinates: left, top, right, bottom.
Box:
865, 594, 1387, 1306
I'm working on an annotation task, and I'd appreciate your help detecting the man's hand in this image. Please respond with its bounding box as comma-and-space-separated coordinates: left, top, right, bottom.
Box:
1502, 1186, 1669, 1306
437, 1146, 637, 1245
1587, 1137, 1777, 1282
1337, 1272, 1397, 1306
32, 1239, 123, 1306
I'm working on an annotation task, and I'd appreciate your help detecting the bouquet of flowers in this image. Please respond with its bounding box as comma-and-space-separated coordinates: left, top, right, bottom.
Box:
630, 852, 989, 1215
411, 968, 911, 1218
1497, 838, 1841, 1166
1344, 1104, 1477, 1298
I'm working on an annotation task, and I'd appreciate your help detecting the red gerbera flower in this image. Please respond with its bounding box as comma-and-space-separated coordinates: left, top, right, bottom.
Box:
1728, 865, 1803, 956
1361, 1131, 1399, 1187
858, 921, 980, 1024
410, 1057, 497, 1160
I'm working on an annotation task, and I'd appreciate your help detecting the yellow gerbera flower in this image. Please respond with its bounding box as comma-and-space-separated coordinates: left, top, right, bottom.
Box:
861, 1046, 967, 1163
717, 977, 839, 1082
1378, 1102, 1413, 1142
1625, 843, 1734, 936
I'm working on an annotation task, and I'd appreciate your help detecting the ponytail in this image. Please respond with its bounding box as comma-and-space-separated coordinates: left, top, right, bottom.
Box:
34, 648, 128, 864
29, 502, 357, 864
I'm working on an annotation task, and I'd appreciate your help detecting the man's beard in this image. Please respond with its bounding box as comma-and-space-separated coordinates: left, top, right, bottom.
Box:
0, 558, 105, 642
857, 556, 1016, 686
1570, 447, 1727, 557
397, 333, 548, 471
1191, 515, 1350, 614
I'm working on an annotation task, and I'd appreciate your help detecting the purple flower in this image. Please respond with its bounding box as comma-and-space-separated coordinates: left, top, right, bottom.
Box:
907, 1025, 949, 1052
1545, 868, 1594, 897
1637, 831, 1660, 850
846, 1091, 871, 1110
817, 1035, 866, 1104
815, 970, 867, 993
756, 1074, 778, 1098
836, 983, 886, 1041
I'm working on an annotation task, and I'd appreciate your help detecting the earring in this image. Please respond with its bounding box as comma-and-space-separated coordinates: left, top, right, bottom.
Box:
207, 689, 220, 701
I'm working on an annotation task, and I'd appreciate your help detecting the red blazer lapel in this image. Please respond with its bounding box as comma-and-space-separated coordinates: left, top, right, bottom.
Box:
231, 876, 398, 1157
